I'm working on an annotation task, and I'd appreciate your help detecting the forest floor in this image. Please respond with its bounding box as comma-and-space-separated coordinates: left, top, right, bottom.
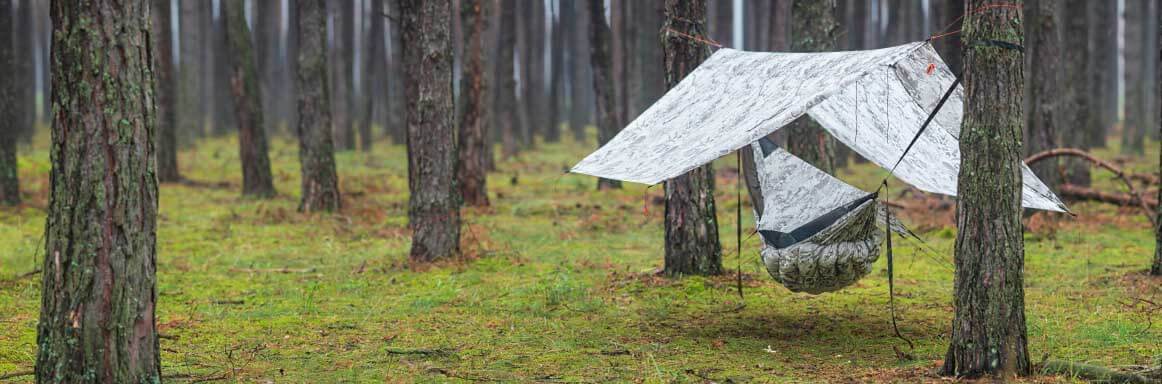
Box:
0, 131, 1159, 383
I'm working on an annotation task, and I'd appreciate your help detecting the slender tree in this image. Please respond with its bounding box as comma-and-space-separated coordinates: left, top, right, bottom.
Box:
331, 0, 357, 151
1154, 18, 1161, 277
178, 0, 207, 141
1024, 0, 1061, 191
0, 0, 20, 206
225, 0, 275, 198
547, 0, 564, 143
661, 0, 722, 276
1061, 0, 1091, 186
513, 0, 533, 150
1124, 0, 1149, 155
386, 0, 407, 144
211, 1, 237, 136
930, 0, 964, 73
588, 0, 621, 190
37, 1, 160, 381
152, 0, 181, 182
296, 0, 341, 212
361, 0, 386, 151
786, 0, 838, 174
459, 0, 490, 207
942, 0, 1030, 377
565, 0, 592, 142
633, 1, 665, 117
497, 0, 519, 158
401, 0, 460, 262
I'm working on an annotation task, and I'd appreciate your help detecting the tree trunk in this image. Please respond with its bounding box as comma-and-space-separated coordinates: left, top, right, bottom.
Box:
930, 0, 964, 73
941, 0, 1030, 378
526, 0, 547, 146
331, 0, 356, 151
661, 0, 722, 276
634, 1, 666, 117
152, 0, 181, 183
588, 0, 622, 190
1024, 0, 1061, 192
708, 0, 731, 50
564, 0, 591, 142
37, 1, 161, 381
226, 0, 275, 198
786, 0, 837, 174
386, 0, 407, 145
459, 0, 490, 207
513, 0, 533, 151
1154, 18, 1162, 277
296, 0, 341, 213
401, 0, 461, 262
547, 0, 564, 143
362, 0, 385, 152
179, 0, 207, 141
612, 1, 629, 130
1061, 0, 1091, 186
1095, 1, 1119, 138
1123, 0, 1148, 155
0, 1, 21, 206
212, 2, 238, 136
497, 0, 519, 158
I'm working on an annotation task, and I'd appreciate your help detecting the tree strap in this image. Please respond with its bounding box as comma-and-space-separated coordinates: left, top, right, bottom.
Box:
883, 180, 914, 350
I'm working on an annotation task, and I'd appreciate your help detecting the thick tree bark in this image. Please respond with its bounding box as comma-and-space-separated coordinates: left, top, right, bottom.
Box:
37, 1, 161, 381
401, 0, 461, 262
152, 0, 181, 183
1061, 0, 1092, 186
661, 0, 722, 276
459, 0, 490, 207
564, 0, 591, 142
588, 0, 621, 190
296, 0, 341, 213
496, 0, 519, 158
0, 1, 21, 206
941, 0, 1030, 378
786, 0, 837, 174
1024, 0, 1061, 192
226, 0, 275, 198
547, 0, 564, 143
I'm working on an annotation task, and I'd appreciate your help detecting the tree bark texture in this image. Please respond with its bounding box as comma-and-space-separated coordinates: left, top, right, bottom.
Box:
661, 0, 722, 277
497, 0, 519, 158
786, 0, 837, 174
151, 0, 181, 183
942, 0, 1031, 378
588, 0, 622, 190
1061, 0, 1091, 186
37, 1, 161, 381
0, 0, 21, 206
459, 0, 490, 207
1023, 0, 1061, 192
401, 0, 461, 262
226, 0, 275, 198
295, 0, 341, 213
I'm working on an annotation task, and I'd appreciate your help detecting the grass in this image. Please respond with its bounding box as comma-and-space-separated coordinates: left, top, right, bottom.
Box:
0, 130, 1158, 383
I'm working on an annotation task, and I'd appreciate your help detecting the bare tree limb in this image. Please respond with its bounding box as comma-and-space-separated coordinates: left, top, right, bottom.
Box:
1025, 148, 1157, 227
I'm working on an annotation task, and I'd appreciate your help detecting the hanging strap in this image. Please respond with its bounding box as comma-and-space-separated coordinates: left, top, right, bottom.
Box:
883, 72, 965, 180
736, 150, 744, 300
883, 180, 914, 350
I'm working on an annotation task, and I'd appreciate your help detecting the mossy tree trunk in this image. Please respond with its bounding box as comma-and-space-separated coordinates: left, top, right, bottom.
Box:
401, 0, 461, 262
458, 0, 490, 207
1024, 0, 1061, 192
1061, 0, 1092, 186
661, 0, 722, 277
36, 1, 161, 381
0, 0, 20, 206
152, 0, 181, 183
786, 0, 838, 174
941, 0, 1030, 378
587, 0, 621, 190
295, 0, 341, 213
225, 0, 275, 198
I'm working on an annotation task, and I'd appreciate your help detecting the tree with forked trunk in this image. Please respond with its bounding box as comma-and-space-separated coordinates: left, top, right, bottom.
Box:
942, 0, 1031, 378
36, 1, 161, 381
296, 0, 341, 213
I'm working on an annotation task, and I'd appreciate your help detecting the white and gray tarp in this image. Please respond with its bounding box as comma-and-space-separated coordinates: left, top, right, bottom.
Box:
571, 41, 1067, 234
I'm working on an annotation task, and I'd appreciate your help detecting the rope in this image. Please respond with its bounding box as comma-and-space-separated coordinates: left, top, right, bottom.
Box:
736, 150, 744, 300
662, 27, 723, 49
882, 180, 914, 350
928, 3, 1021, 42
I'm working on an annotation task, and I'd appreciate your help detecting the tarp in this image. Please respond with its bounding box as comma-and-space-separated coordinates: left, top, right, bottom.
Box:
571, 42, 1068, 213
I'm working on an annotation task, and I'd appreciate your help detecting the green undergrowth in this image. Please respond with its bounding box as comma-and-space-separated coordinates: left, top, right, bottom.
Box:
0, 130, 1158, 383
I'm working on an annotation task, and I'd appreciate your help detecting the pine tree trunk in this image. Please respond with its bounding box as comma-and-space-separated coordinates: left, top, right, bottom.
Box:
588, 0, 622, 190
786, 0, 837, 174
179, 0, 206, 141
547, 1, 564, 143
1024, 0, 1061, 192
152, 0, 181, 183
226, 0, 275, 198
1061, 0, 1091, 186
497, 0, 519, 158
386, 0, 407, 145
526, 0, 547, 147
565, 0, 590, 142
212, 4, 238, 136
634, 1, 666, 116
661, 0, 722, 276
331, 0, 356, 151
931, 0, 964, 73
941, 0, 1030, 378
708, 0, 732, 48
361, 0, 385, 152
612, 1, 628, 130
1124, 0, 1148, 155
459, 0, 490, 207
296, 0, 341, 213
0, 2, 21, 206
401, 0, 461, 262
37, 1, 161, 381
1095, 1, 1120, 137
513, 0, 533, 151
1154, 19, 1162, 277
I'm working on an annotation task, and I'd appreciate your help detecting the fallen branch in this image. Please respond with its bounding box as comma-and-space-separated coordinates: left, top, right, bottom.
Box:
1058, 184, 1158, 210
0, 370, 33, 381
1, 269, 40, 283
1025, 148, 1156, 227
1041, 359, 1151, 384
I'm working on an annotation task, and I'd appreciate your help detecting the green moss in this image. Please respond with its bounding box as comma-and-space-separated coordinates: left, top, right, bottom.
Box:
0, 132, 1158, 382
